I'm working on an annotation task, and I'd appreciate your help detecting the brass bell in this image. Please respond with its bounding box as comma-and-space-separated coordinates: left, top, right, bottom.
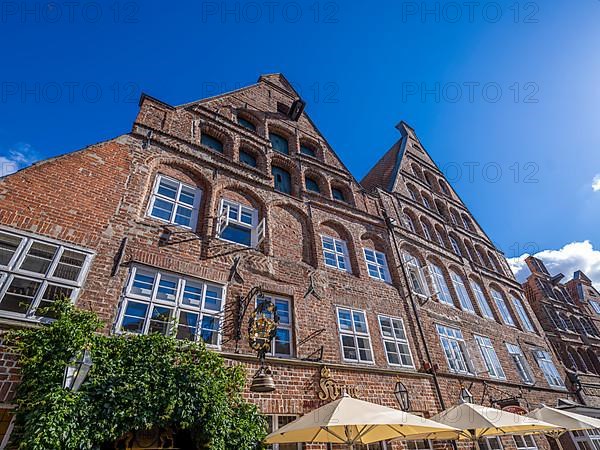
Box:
250, 365, 276, 392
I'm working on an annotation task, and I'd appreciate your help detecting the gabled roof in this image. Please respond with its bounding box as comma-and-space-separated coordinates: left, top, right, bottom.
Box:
574, 270, 592, 283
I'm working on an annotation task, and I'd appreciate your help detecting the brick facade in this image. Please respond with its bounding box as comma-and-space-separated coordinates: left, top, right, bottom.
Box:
0, 74, 581, 449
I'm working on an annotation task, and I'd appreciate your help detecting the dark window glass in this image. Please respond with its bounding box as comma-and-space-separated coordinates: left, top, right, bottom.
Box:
201, 134, 224, 153
272, 166, 292, 194
269, 133, 289, 155
221, 224, 252, 246
237, 117, 256, 131
239, 150, 257, 168
305, 177, 320, 193
300, 144, 316, 157
332, 188, 345, 202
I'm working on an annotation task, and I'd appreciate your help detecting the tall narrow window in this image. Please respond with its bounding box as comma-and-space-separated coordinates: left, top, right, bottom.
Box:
217, 199, 265, 248
378, 315, 414, 368
269, 132, 289, 154
511, 295, 535, 332
200, 133, 224, 153
257, 295, 293, 357
436, 325, 472, 374
148, 175, 201, 229
491, 289, 515, 326
533, 349, 565, 388
272, 166, 292, 194
470, 281, 495, 319
117, 266, 224, 346
421, 221, 433, 241
321, 236, 350, 272
590, 301, 600, 315
450, 237, 462, 256
475, 335, 506, 379
506, 343, 534, 384
422, 196, 431, 209
451, 271, 475, 313
429, 264, 454, 306
403, 214, 416, 233
363, 248, 391, 282
337, 308, 373, 363
403, 253, 430, 298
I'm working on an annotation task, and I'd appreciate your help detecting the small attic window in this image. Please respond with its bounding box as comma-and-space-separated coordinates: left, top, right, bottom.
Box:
239, 149, 257, 168
300, 144, 316, 157
269, 132, 289, 155
332, 187, 346, 202
237, 116, 256, 131
201, 133, 224, 153
305, 176, 320, 193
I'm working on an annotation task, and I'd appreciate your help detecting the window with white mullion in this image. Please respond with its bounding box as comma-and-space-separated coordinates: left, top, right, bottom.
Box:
148, 175, 201, 229
363, 248, 390, 282
450, 271, 475, 313
217, 199, 264, 248
429, 264, 454, 306
475, 335, 506, 379
378, 315, 414, 368
514, 435, 538, 450
436, 324, 472, 374
0, 231, 26, 269
533, 349, 565, 388
506, 343, 534, 384
322, 236, 350, 272
591, 301, 600, 316
491, 289, 516, 326
403, 253, 430, 297
511, 295, 535, 332
337, 307, 373, 363
471, 281, 495, 319
479, 437, 503, 450
257, 295, 294, 357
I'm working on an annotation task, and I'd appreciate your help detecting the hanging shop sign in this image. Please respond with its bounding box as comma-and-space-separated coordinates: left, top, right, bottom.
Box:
318, 366, 359, 401
501, 405, 528, 415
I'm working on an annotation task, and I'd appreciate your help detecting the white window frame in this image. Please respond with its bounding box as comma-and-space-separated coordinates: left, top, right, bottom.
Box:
363, 248, 391, 282
321, 236, 350, 272
147, 174, 202, 229
266, 415, 303, 450
511, 295, 535, 332
115, 265, 226, 348
451, 271, 476, 313
429, 264, 454, 306
475, 335, 506, 380
336, 307, 374, 364
258, 295, 294, 358
378, 315, 414, 368
436, 324, 473, 374
217, 199, 265, 248
533, 349, 566, 388
450, 237, 462, 256
403, 253, 431, 298
471, 281, 495, 319
0, 228, 93, 320
571, 429, 600, 450
479, 437, 503, 450
513, 435, 538, 450
506, 343, 534, 384
421, 221, 432, 241
402, 214, 416, 233
590, 301, 600, 316
491, 289, 516, 327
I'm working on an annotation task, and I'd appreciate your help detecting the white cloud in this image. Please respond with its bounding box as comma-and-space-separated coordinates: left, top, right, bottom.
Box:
508, 240, 600, 290
593, 174, 600, 192
0, 143, 39, 177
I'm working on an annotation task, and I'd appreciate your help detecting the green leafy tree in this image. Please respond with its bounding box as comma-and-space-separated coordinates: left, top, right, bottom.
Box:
6, 299, 267, 449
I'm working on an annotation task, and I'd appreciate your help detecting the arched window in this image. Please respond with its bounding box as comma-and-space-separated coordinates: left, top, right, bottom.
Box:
450, 209, 461, 225
421, 220, 433, 241
450, 236, 462, 256
147, 174, 202, 230
511, 295, 535, 332
305, 176, 320, 193
407, 186, 418, 201
272, 166, 292, 194
300, 143, 317, 157
462, 215, 473, 231
332, 187, 346, 202
269, 132, 289, 155
239, 149, 257, 168
491, 289, 516, 326
450, 271, 475, 313
435, 226, 447, 248
429, 263, 454, 306
403, 214, 416, 233
237, 115, 256, 131
439, 179, 450, 195
422, 193, 431, 209
411, 163, 424, 180
201, 133, 224, 153
471, 281, 495, 319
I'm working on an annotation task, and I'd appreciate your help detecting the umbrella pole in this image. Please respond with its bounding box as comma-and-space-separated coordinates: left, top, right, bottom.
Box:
553, 435, 565, 450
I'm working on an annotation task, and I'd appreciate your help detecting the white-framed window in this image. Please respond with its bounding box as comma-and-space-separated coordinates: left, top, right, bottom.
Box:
421, 221, 433, 241
475, 335, 506, 379
429, 264, 454, 306
378, 315, 414, 368
511, 295, 535, 332
402, 214, 416, 233
571, 429, 600, 450
479, 437, 503, 450
147, 175, 202, 229
116, 266, 225, 347
0, 229, 93, 319
403, 253, 430, 298
337, 307, 374, 363
266, 415, 303, 450
257, 295, 294, 357
322, 236, 350, 272
450, 271, 475, 313
590, 301, 600, 316
436, 324, 472, 374
450, 237, 462, 256
471, 281, 495, 319
491, 289, 516, 327
217, 199, 265, 248
506, 343, 534, 384
405, 440, 432, 450
533, 349, 565, 388
514, 435, 538, 450
363, 248, 391, 282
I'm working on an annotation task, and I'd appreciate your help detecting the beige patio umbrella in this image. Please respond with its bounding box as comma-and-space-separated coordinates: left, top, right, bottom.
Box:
424, 403, 563, 449
527, 405, 600, 450
264, 393, 461, 449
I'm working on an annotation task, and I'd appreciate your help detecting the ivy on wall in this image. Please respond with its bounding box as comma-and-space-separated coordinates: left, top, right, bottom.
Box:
6, 300, 267, 450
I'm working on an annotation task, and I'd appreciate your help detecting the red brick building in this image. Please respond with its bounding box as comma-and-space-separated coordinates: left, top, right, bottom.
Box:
0, 74, 578, 449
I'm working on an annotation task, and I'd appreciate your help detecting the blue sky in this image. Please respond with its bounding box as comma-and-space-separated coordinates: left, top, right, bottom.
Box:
1, 0, 599, 282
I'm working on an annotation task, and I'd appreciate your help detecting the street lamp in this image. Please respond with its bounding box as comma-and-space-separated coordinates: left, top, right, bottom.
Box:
248, 294, 280, 392
394, 381, 411, 411
63, 348, 93, 392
